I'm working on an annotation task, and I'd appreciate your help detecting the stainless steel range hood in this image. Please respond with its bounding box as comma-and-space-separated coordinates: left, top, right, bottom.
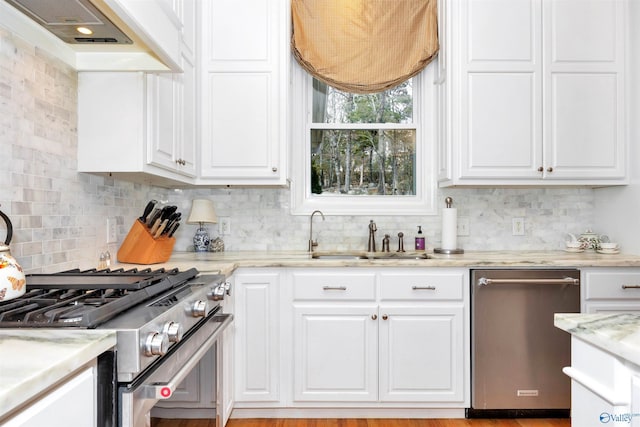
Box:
4, 0, 132, 44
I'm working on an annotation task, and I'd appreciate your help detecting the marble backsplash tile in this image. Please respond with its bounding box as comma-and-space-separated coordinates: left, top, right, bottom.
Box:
173, 187, 597, 253
1, 27, 598, 273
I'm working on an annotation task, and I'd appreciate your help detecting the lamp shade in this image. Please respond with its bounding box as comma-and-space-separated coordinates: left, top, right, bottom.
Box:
187, 199, 218, 224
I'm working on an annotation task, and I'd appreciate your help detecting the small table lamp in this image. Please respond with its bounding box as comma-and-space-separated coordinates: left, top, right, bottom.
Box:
187, 199, 218, 252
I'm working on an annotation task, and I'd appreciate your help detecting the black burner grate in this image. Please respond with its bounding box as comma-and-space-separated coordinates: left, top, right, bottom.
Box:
0, 267, 199, 328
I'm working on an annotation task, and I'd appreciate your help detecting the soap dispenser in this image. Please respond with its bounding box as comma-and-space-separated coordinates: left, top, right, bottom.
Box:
415, 226, 425, 251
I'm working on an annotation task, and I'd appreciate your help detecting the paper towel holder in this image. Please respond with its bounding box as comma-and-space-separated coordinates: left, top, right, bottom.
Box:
434, 197, 465, 255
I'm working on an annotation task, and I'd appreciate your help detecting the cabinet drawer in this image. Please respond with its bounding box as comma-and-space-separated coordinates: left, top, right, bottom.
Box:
379, 272, 464, 301
292, 271, 376, 301
584, 270, 640, 300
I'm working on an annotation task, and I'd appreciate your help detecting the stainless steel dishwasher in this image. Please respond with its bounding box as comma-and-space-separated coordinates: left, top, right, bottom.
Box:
469, 269, 580, 418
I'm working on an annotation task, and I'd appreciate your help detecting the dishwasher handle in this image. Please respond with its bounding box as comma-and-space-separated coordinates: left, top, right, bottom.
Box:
478, 277, 579, 286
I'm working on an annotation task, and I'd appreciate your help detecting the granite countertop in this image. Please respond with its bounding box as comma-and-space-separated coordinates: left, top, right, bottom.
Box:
0, 329, 116, 421
555, 313, 640, 368
118, 250, 640, 275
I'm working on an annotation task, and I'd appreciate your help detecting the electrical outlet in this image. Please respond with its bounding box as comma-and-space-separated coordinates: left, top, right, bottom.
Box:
512, 217, 525, 236
457, 217, 470, 236
218, 217, 231, 235
106, 218, 117, 243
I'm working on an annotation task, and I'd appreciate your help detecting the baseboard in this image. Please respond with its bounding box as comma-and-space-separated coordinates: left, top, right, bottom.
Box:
465, 408, 570, 418
231, 408, 466, 419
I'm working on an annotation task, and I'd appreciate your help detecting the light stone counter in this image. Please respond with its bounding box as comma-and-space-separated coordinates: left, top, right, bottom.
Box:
0, 329, 116, 420
117, 250, 640, 275
555, 313, 640, 368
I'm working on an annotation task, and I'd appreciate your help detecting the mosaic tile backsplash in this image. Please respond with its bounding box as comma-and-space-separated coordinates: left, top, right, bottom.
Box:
1, 27, 599, 273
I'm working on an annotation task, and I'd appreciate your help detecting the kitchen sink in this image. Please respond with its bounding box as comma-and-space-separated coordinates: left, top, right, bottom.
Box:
369, 252, 430, 260
310, 252, 430, 260
311, 253, 369, 260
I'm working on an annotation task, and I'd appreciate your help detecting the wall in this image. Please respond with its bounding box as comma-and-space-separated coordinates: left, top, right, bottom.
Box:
1, 23, 600, 275
0, 27, 170, 273
593, 1, 640, 255
175, 187, 596, 253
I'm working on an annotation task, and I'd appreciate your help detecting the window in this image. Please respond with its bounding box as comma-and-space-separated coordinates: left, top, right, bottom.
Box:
290, 63, 436, 215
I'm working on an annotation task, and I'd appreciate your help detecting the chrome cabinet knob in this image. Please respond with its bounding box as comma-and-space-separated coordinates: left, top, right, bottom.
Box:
162, 321, 183, 343
382, 314, 389, 320
144, 332, 169, 356
547, 167, 553, 172
371, 314, 378, 320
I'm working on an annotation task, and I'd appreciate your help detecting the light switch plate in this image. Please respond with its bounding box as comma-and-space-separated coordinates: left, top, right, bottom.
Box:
106, 218, 117, 243
218, 217, 231, 235
512, 217, 525, 236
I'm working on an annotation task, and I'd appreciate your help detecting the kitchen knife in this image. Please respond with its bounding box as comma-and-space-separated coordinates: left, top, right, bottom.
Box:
154, 219, 169, 238
161, 205, 178, 219
149, 205, 171, 228
139, 200, 157, 223
163, 212, 181, 234
146, 208, 162, 227
149, 217, 163, 235
167, 222, 180, 238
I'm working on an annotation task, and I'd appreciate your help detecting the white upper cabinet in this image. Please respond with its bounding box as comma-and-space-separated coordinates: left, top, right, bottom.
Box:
197, 0, 287, 186
438, 0, 627, 186
77, 3, 198, 186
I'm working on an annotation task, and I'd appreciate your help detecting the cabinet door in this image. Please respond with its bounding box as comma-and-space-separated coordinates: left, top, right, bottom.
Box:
220, 325, 235, 425
234, 271, 280, 402
147, 72, 178, 172
178, 51, 197, 176
542, 0, 626, 180
199, 0, 285, 185
378, 305, 465, 402
458, 0, 543, 179
147, 52, 197, 178
293, 305, 378, 402
3, 365, 95, 427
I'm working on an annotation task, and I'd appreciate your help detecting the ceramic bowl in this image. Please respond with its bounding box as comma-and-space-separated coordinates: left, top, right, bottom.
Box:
600, 242, 619, 250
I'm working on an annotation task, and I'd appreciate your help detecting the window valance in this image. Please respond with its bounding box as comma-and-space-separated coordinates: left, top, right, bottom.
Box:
291, 0, 439, 94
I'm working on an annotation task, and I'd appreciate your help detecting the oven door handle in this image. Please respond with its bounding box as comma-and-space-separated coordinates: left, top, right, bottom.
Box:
140, 314, 232, 400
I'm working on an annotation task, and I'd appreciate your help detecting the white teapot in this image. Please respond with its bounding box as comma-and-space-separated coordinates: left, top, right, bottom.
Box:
0, 209, 26, 302
578, 230, 608, 250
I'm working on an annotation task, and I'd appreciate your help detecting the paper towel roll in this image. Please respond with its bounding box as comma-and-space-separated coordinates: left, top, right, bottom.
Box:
441, 208, 457, 250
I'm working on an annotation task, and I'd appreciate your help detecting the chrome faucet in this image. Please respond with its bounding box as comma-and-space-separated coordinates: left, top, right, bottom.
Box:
367, 220, 377, 252
308, 210, 325, 252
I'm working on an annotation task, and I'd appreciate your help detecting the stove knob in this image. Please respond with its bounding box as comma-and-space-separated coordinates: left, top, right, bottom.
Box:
191, 300, 207, 317
144, 332, 169, 357
208, 281, 230, 301
162, 321, 184, 343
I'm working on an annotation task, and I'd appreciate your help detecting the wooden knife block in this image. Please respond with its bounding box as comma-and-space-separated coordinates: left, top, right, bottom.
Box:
117, 219, 176, 264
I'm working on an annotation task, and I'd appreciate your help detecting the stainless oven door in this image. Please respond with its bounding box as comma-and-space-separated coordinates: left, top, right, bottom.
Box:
119, 312, 233, 427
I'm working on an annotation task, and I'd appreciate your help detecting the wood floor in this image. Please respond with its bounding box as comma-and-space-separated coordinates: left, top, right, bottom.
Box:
152, 418, 571, 427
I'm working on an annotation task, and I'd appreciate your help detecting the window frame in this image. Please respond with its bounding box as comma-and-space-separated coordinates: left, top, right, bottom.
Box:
289, 61, 437, 216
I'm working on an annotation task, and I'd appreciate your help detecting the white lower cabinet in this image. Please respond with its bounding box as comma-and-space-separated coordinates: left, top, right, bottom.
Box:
233, 269, 281, 404
565, 337, 633, 427
293, 304, 378, 402
290, 268, 469, 406
3, 364, 96, 427
582, 268, 640, 313
378, 305, 464, 402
